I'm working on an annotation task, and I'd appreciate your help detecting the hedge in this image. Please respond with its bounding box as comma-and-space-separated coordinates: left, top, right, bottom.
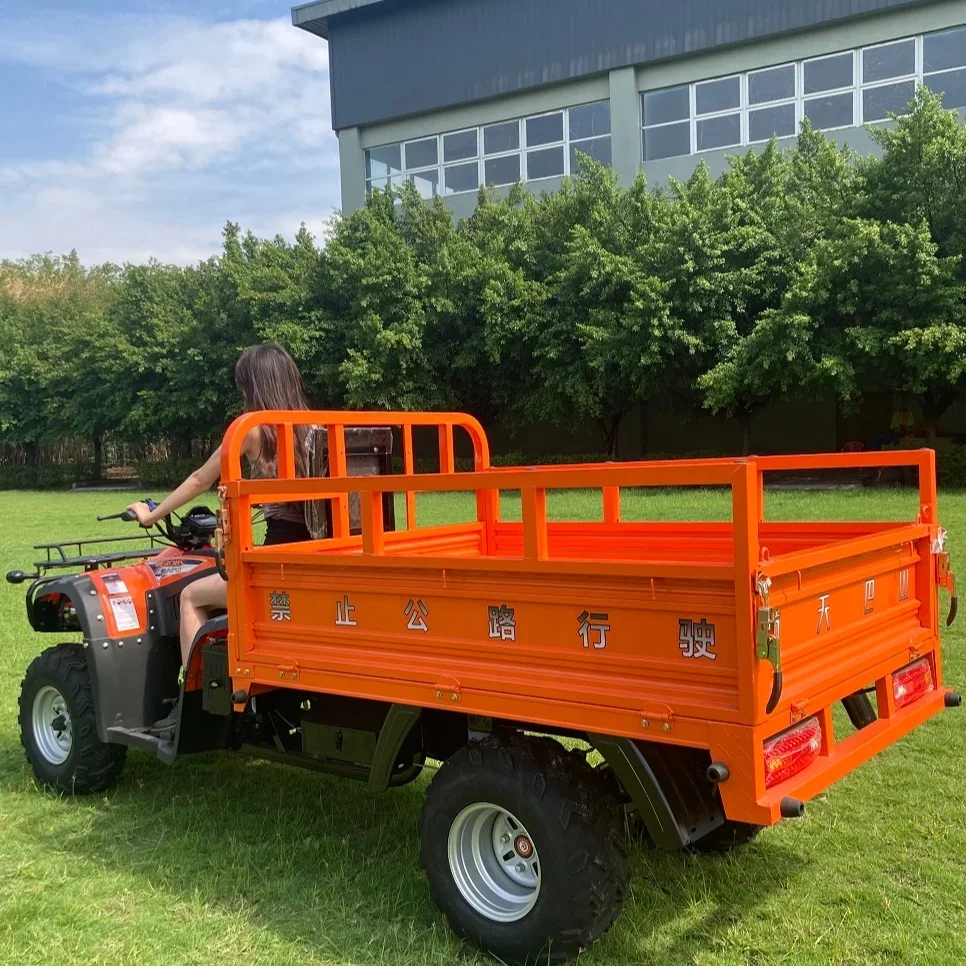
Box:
3, 446, 966, 491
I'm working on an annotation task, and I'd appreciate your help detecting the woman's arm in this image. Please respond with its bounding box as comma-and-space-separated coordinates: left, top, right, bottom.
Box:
127, 429, 261, 527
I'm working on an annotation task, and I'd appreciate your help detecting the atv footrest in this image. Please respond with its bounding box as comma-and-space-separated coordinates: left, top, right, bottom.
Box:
106, 726, 176, 764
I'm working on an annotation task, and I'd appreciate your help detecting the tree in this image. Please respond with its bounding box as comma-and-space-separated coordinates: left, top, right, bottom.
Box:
454, 183, 547, 427
787, 218, 966, 443
316, 186, 442, 410
693, 131, 859, 453
538, 164, 687, 456
0, 254, 126, 476
862, 87, 966, 268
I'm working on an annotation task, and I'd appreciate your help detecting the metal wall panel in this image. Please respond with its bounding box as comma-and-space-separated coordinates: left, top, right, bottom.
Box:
323, 0, 934, 129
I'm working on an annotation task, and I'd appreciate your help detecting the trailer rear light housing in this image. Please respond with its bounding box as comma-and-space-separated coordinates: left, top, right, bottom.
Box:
763, 717, 822, 789
893, 658, 934, 709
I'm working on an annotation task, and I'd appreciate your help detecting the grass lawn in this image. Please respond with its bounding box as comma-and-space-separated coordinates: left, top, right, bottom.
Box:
1, 486, 965, 965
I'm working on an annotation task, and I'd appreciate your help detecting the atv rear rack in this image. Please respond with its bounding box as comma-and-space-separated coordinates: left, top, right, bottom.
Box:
32, 534, 164, 573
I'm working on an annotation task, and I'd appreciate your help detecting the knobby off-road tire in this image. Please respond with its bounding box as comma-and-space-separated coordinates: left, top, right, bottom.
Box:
420, 734, 629, 965
688, 819, 763, 853
19, 644, 126, 794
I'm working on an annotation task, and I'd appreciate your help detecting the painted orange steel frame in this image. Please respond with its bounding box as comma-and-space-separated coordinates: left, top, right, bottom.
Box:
219, 412, 952, 826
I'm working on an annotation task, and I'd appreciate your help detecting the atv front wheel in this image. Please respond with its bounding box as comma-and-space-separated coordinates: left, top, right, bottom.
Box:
19, 644, 126, 794
420, 734, 629, 965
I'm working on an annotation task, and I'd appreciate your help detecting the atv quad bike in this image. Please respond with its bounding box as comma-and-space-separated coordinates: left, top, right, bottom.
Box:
7, 412, 961, 966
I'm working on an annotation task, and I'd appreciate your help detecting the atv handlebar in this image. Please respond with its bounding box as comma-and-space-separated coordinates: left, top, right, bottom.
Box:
97, 509, 138, 523
98, 499, 157, 524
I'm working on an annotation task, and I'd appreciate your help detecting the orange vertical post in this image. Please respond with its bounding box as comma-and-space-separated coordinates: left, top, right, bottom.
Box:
403, 424, 417, 530
919, 449, 937, 525
915, 450, 938, 633
602, 486, 621, 523
732, 461, 760, 724
327, 423, 350, 539
361, 490, 385, 555
522, 487, 548, 561
276, 423, 296, 480
439, 424, 456, 474
231, 491, 257, 664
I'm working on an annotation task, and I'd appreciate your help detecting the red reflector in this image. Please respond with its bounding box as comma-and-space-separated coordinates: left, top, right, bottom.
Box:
763, 717, 822, 789
893, 658, 934, 709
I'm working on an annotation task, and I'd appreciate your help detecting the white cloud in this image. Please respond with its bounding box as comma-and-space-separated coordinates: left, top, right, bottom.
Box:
0, 14, 341, 265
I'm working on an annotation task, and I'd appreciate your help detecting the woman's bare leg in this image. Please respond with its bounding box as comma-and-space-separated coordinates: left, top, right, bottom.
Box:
179, 573, 228, 666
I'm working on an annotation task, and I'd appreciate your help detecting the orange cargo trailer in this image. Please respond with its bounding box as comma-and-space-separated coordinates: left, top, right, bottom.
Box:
212, 410, 960, 963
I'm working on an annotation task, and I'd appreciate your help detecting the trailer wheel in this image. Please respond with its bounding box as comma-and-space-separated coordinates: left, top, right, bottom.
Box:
19, 644, 126, 794
420, 734, 629, 965
688, 819, 762, 853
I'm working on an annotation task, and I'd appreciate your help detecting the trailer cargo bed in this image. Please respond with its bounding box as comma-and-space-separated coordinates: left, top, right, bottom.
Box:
220, 412, 956, 827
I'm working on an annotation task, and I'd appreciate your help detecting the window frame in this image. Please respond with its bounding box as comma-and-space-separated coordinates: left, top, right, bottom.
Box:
364, 99, 613, 198
639, 25, 966, 164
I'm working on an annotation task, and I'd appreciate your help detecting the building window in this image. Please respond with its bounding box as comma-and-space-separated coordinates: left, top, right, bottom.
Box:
483, 119, 522, 186
923, 25, 966, 109
748, 63, 797, 142
640, 24, 966, 163
642, 85, 690, 160
569, 101, 612, 171
365, 143, 402, 191
364, 99, 612, 197
860, 39, 916, 123
525, 112, 565, 180
803, 51, 856, 130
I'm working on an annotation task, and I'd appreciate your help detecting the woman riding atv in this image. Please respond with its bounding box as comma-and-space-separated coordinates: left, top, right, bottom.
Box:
127, 343, 313, 732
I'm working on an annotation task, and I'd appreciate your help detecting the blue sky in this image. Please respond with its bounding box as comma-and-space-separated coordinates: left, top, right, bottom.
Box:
0, 0, 340, 264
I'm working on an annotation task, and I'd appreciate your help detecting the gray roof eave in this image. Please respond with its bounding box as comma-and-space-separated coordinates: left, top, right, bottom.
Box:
291, 0, 389, 39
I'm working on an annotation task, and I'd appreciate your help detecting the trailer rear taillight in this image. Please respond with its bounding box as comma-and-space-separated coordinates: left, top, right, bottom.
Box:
763, 717, 822, 789
893, 658, 934, 709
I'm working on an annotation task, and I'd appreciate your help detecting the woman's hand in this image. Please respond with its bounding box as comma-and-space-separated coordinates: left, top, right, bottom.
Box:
126, 501, 159, 528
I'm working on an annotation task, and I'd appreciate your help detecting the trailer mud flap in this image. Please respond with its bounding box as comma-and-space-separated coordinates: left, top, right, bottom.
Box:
590, 734, 689, 850
368, 704, 422, 793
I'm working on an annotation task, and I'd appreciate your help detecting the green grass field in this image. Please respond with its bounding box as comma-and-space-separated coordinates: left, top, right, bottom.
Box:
1, 487, 965, 966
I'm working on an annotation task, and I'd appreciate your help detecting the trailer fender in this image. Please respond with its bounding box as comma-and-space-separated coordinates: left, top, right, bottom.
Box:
590, 734, 689, 850
368, 704, 423, 793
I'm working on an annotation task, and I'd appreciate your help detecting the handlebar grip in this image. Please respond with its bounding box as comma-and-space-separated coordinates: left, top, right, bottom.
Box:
97, 509, 139, 522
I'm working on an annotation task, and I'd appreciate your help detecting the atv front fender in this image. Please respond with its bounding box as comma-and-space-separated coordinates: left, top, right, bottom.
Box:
29, 573, 181, 741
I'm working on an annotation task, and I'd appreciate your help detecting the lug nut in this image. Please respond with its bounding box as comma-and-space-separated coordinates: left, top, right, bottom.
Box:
501, 834, 510, 845
515, 863, 525, 873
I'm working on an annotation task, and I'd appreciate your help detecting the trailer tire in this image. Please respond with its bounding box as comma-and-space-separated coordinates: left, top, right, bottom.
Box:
420, 734, 629, 966
19, 644, 126, 794
688, 819, 762, 853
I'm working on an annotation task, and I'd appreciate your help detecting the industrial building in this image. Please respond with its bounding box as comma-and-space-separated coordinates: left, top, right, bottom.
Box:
293, 0, 966, 220
291, 0, 966, 455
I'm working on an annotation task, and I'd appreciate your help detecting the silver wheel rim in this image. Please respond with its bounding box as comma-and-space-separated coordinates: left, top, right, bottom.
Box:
447, 803, 541, 922
32, 685, 73, 765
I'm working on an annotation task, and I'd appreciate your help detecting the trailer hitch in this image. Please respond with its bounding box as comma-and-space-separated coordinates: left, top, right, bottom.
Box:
755, 576, 783, 714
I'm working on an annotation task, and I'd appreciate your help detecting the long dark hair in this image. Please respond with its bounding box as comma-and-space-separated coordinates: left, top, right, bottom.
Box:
235, 343, 311, 477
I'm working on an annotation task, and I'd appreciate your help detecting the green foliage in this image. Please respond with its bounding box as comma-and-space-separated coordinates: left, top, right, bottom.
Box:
0, 463, 95, 491
2, 93, 966, 469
